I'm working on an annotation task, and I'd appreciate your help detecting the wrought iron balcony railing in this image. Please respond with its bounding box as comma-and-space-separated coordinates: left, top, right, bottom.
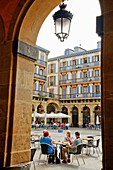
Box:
34, 73, 46, 80
59, 92, 101, 99
33, 90, 59, 99
60, 61, 100, 71
33, 90, 101, 100
59, 76, 100, 84
36, 59, 47, 66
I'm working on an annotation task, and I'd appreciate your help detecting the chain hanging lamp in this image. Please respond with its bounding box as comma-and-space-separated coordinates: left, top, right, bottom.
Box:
53, 1, 73, 42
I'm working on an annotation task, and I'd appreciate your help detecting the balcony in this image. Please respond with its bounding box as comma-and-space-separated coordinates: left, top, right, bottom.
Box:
59, 76, 101, 85
60, 61, 101, 72
36, 59, 47, 66
59, 92, 101, 99
34, 73, 46, 80
33, 90, 60, 99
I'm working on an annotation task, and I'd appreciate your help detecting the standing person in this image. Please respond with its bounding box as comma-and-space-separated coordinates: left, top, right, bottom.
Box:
62, 131, 82, 163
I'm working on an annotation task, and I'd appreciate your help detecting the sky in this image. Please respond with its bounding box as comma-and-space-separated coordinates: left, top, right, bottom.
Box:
36, 0, 101, 58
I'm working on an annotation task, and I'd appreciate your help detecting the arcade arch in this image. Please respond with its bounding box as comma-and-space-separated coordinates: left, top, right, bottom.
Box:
72, 105, 78, 127
1, 0, 113, 169
82, 105, 90, 128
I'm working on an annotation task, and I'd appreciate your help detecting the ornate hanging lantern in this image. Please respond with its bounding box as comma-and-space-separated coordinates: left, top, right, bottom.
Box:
53, 1, 73, 42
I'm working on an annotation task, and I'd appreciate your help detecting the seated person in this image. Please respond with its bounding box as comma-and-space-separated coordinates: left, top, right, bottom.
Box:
64, 130, 74, 144
62, 131, 82, 163
40, 130, 57, 163
40, 130, 55, 154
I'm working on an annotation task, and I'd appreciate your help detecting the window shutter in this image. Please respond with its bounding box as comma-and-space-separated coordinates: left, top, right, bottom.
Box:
88, 57, 90, 63
54, 63, 56, 72
54, 76, 56, 86
88, 70, 90, 77
88, 86, 90, 93
92, 70, 94, 77
80, 71, 82, 78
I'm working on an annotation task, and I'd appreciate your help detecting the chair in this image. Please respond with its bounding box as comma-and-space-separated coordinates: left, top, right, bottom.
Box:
92, 138, 101, 156
69, 143, 85, 166
38, 143, 55, 164
30, 136, 40, 148
31, 147, 37, 170
86, 136, 94, 155
30, 136, 36, 147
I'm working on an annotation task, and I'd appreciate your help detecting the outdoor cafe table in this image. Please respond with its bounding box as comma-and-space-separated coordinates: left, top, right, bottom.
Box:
53, 141, 70, 159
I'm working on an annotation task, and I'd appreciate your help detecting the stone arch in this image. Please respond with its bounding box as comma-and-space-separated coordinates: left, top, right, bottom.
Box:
32, 104, 35, 112
37, 102, 44, 113
72, 105, 78, 127
47, 102, 59, 113
61, 105, 68, 123
2, 0, 113, 169
82, 105, 90, 128
94, 105, 101, 125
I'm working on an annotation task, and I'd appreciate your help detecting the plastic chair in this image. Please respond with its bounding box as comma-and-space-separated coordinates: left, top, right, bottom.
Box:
38, 143, 55, 164
68, 143, 85, 166
31, 147, 37, 170
86, 136, 94, 155
92, 138, 101, 156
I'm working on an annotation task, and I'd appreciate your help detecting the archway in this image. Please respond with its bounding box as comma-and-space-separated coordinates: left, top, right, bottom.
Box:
72, 105, 78, 127
94, 105, 101, 126
37, 102, 44, 113
62, 105, 68, 123
32, 104, 35, 112
47, 103, 56, 113
1, 0, 113, 169
82, 105, 90, 128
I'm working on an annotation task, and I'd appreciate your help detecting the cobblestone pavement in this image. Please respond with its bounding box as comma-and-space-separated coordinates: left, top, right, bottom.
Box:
30, 127, 102, 170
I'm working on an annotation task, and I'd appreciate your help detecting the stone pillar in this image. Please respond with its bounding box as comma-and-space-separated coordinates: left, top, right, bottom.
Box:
78, 104, 83, 127
67, 105, 72, 124
90, 105, 95, 124
101, 5, 113, 169
0, 40, 36, 167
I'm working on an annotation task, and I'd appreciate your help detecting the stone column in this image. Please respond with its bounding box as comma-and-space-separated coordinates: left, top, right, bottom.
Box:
101, 4, 113, 169
0, 40, 36, 167
78, 104, 83, 127
90, 105, 95, 124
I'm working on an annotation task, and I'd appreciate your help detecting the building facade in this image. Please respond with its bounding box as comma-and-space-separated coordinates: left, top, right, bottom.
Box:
32, 42, 101, 127
47, 42, 101, 127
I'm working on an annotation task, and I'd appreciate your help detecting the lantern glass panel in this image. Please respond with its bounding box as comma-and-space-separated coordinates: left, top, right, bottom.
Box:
55, 18, 61, 34
62, 18, 70, 35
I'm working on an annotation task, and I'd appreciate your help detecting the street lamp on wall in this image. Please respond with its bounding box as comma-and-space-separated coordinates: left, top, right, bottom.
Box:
53, 1, 73, 42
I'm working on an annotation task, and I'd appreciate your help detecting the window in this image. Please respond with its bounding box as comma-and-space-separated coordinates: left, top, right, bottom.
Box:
62, 74, 67, 80
96, 85, 100, 93
40, 55, 44, 61
95, 55, 99, 61
73, 60, 76, 65
40, 69, 43, 75
50, 76, 56, 86
49, 89, 54, 97
62, 88, 66, 99
63, 62, 67, 67
50, 63, 56, 73
84, 72, 87, 78
84, 58, 87, 64
95, 70, 99, 76
39, 84, 43, 91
